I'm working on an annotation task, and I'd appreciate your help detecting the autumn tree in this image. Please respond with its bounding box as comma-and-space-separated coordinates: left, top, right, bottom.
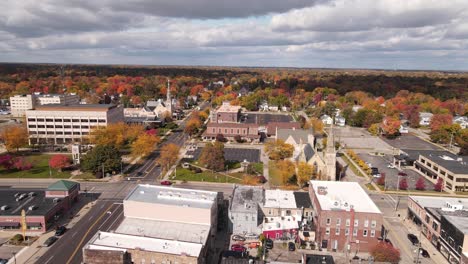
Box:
157, 143, 180, 172
368, 123, 380, 136
304, 117, 324, 134
199, 142, 225, 171
415, 177, 426, 191
296, 162, 313, 187
264, 139, 294, 160
1, 125, 28, 152
130, 133, 161, 158
370, 242, 401, 263
49, 154, 72, 172
81, 145, 122, 176
434, 178, 444, 192
398, 178, 408, 190
13, 157, 32, 171
89, 123, 144, 150
276, 160, 295, 185
0, 155, 14, 170
382, 117, 401, 138
184, 117, 202, 137
430, 114, 453, 132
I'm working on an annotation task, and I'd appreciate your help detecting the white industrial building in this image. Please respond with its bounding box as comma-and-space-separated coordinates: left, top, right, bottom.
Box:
10, 93, 80, 117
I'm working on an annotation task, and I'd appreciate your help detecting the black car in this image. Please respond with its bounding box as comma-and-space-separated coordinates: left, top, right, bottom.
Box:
0, 259, 8, 264
43, 236, 58, 247
55, 226, 67, 236
265, 239, 274, 249
288, 242, 295, 251
420, 248, 430, 258
407, 234, 419, 245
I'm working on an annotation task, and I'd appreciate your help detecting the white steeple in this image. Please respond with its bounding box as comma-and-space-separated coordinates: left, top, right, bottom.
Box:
166, 79, 172, 114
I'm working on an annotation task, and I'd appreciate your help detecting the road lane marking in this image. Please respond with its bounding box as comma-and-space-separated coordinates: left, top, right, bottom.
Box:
45, 255, 54, 264
66, 203, 116, 264
106, 209, 124, 231
71, 232, 77, 237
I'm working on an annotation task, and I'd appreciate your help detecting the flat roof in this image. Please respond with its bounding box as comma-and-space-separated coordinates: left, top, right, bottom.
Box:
86, 231, 202, 257
218, 102, 241, 113
263, 215, 299, 231
409, 196, 468, 209
444, 214, 468, 234
310, 181, 381, 214
34, 104, 117, 111
294, 192, 313, 209
264, 189, 297, 209
115, 217, 210, 244
125, 184, 217, 209
0, 189, 59, 217
230, 186, 264, 213
402, 149, 467, 174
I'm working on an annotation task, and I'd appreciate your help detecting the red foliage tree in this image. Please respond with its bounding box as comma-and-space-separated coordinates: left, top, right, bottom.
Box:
415, 177, 426, 191
370, 242, 401, 263
49, 154, 71, 172
0, 155, 14, 170
399, 178, 408, 190
145, 129, 158, 136
382, 117, 401, 137
430, 114, 453, 132
434, 178, 444, 192
14, 157, 32, 171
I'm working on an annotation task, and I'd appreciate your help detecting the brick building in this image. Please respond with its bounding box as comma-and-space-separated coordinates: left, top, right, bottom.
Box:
210, 102, 241, 123
0, 180, 79, 233
203, 123, 260, 142
309, 181, 383, 253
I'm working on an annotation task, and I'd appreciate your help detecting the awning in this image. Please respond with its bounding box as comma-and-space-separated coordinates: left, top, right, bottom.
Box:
27, 222, 42, 227
0, 222, 20, 227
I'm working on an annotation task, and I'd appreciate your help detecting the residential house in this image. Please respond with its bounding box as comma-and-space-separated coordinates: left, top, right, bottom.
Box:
262, 215, 299, 240
335, 116, 345, 127
454, 116, 468, 129
320, 115, 333, 125
419, 112, 434, 126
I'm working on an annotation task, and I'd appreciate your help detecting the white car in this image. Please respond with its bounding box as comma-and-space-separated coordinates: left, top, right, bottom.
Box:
387, 164, 396, 169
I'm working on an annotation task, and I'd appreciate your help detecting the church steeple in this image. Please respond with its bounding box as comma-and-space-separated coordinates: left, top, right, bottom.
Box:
166, 78, 172, 114
325, 124, 337, 181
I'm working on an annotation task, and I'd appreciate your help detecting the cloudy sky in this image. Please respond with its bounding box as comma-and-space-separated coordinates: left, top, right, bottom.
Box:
0, 0, 467, 70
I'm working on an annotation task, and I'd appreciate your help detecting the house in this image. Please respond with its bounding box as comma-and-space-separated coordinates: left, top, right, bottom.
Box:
83, 185, 219, 264
263, 189, 302, 218
259, 101, 269, 112
335, 116, 345, 127
262, 215, 299, 240
352, 105, 363, 113
228, 186, 265, 235
399, 121, 409, 134
407, 196, 468, 263
268, 105, 279, 112
320, 115, 333, 125
281, 106, 290, 112
419, 112, 433, 126
309, 181, 384, 252
454, 116, 468, 129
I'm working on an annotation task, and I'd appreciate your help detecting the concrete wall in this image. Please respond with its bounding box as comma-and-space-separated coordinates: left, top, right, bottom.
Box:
128, 248, 200, 264
263, 207, 302, 218
229, 210, 261, 235
83, 249, 128, 264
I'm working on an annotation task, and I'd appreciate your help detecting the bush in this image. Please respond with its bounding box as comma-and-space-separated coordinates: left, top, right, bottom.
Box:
415, 177, 426, 191
399, 178, 408, 190
434, 178, 444, 192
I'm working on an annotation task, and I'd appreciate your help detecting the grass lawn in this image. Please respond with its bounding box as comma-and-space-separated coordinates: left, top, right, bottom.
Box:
0, 154, 72, 179
268, 161, 282, 186
172, 167, 242, 183
341, 154, 365, 177
365, 183, 376, 191
251, 162, 264, 174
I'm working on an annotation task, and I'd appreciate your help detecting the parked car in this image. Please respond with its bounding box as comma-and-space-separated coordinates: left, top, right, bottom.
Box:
43, 236, 58, 247
420, 248, 430, 258
398, 172, 408, 177
160, 180, 172, 186
0, 259, 8, 264
55, 226, 67, 236
407, 234, 419, 245
288, 242, 295, 251
230, 244, 246, 252
232, 235, 246, 241
248, 242, 260, 249
387, 164, 396, 169
265, 239, 274, 249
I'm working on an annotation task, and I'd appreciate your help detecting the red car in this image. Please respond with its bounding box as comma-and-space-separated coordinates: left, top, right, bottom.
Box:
398, 172, 408, 176
231, 244, 246, 252
160, 180, 172, 186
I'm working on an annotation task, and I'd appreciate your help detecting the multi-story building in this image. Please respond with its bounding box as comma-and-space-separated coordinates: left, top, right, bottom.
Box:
403, 150, 468, 192
210, 102, 241, 123
408, 196, 468, 263
229, 186, 265, 235
203, 123, 260, 142
26, 104, 124, 145
309, 181, 383, 252
263, 189, 303, 218
83, 184, 220, 264
10, 93, 80, 117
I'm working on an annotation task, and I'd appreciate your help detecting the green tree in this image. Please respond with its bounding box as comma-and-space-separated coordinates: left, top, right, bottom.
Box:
81, 145, 122, 176
199, 142, 225, 171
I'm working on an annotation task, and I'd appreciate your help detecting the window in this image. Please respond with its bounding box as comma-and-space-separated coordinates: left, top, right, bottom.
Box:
252, 216, 255, 221
72, 119, 79, 122
354, 219, 359, 227
63, 119, 71, 122
335, 228, 340, 235
286, 210, 291, 216
353, 229, 358, 236
305, 212, 308, 217
364, 220, 369, 227
345, 228, 349, 236
425, 215, 430, 223
326, 218, 331, 225
325, 227, 330, 235
55, 119, 62, 122
73, 125, 80, 129
46, 125, 53, 128
346, 219, 350, 226
64, 125, 71, 128
432, 222, 438, 230
371, 220, 376, 228
46, 119, 53, 122
98, 119, 106, 123
363, 230, 368, 237
370, 230, 375, 237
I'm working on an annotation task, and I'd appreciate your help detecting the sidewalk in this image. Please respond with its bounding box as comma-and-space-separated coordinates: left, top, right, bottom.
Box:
10, 195, 97, 264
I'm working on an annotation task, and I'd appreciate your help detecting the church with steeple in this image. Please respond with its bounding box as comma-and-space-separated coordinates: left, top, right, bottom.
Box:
304, 125, 337, 181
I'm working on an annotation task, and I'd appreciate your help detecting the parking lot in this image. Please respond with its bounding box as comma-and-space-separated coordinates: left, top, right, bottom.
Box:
334, 127, 394, 154
359, 153, 434, 190
382, 134, 442, 151
186, 147, 261, 163
242, 113, 293, 125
